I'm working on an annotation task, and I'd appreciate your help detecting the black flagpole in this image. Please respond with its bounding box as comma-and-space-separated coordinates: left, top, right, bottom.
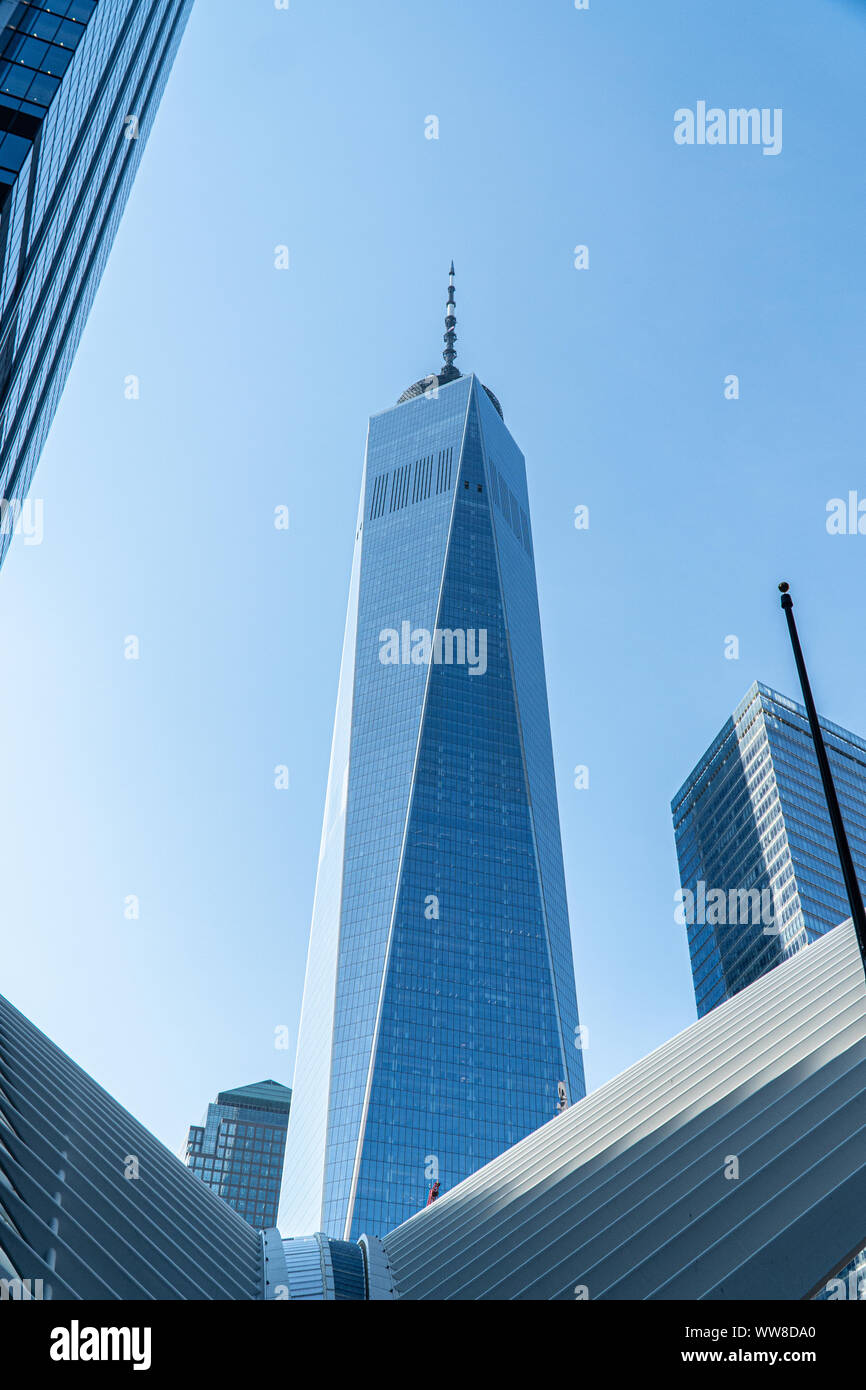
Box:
778, 582, 866, 968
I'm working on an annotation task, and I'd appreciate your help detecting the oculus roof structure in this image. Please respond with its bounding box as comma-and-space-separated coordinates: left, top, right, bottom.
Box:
378, 918, 866, 1300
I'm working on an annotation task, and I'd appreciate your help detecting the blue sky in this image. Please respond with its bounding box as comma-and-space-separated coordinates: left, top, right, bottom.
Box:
1, 0, 865, 1154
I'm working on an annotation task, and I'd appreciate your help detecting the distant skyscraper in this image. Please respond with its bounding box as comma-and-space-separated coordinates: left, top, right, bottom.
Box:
281, 268, 586, 1242
0, 0, 194, 567
672, 681, 866, 1018
184, 1080, 291, 1230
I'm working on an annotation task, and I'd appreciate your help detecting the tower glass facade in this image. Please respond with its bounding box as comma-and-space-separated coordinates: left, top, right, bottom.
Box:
672, 681, 866, 1018
184, 1080, 291, 1231
0, 0, 194, 567
281, 361, 585, 1242
672, 679, 866, 1298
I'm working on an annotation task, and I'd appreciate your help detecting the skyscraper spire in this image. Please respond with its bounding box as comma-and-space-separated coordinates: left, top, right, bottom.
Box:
396, 263, 502, 418
442, 260, 458, 381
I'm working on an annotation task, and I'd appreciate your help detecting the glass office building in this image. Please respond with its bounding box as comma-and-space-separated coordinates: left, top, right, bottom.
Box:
672, 681, 866, 1018
280, 272, 586, 1241
184, 1080, 292, 1231
0, 0, 194, 567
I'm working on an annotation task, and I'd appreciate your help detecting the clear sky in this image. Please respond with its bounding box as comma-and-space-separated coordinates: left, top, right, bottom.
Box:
1, 0, 864, 1156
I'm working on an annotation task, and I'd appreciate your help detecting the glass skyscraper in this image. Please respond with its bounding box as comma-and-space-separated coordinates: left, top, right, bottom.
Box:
672, 680, 866, 1018
184, 1080, 292, 1231
0, 0, 194, 567
280, 269, 585, 1241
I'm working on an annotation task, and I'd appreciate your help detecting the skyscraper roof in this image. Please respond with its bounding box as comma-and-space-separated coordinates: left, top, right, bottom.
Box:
216, 1080, 292, 1113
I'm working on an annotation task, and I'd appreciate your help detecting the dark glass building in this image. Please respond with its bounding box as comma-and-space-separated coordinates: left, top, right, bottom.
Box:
280, 270, 586, 1241
184, 1080, 292, 1231
0, 0, 194, 567
672, 681, 866, 1018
